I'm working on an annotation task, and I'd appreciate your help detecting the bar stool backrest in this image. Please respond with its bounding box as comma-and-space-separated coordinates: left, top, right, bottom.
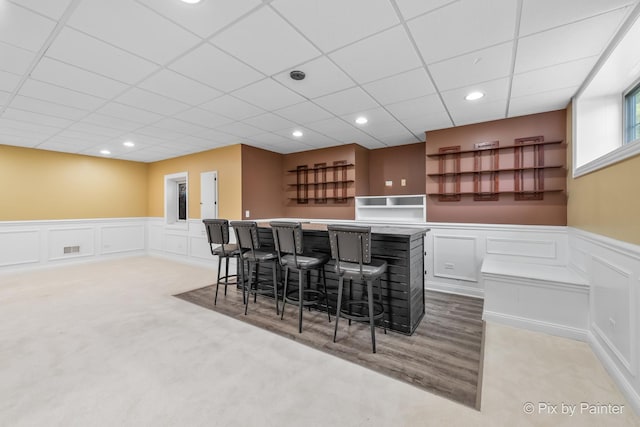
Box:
327, 225, 372, 275
203, 219, 230, 245
230, 221, 260, 253
270, 221, 303, 266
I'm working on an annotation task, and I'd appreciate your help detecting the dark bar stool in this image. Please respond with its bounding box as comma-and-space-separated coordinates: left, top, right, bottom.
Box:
230, 221, 280, 316
327, 224, 387, 353
203, 219, 243, 305
270, 221, 331, 333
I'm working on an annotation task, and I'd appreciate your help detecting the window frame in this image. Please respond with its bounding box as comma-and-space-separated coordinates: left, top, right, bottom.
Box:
624, 80, 640, 145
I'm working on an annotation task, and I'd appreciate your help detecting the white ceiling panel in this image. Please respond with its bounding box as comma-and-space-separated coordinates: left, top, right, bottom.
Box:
330, 26, 422, 85
274, 101, 333, 124
194, 128, 242, 145
262, 140, 313, 154
409, 0, 517, 64
362, 118, 418, 140
152, 118, 207, 135
515, 9, 630, 73
273, 56, 355, 99
273, 127, 338, 146
341, 107, 398, 129
272, 0, 399, 52
55, 130, 112, 144
403, 113, 453, 136
355, 138, 386, 149
0, 42, 35, 75
314, 87, 379, 116
0, 117, 63, 136
441, 77, 510, 125
45, 27, 158, 84
232, 79, 305, 111
0, 1, 56, 52
135, 126, 189, 142
10, 95, 89, 120
67, 122, 126, 138
138, 0, 262, 39
138, 69, 222, 105
67, 0, 200, 64
169, 43, 264, 92
0, 90, 10, 105
30, 57, 129, 99
18, 79, 105, 110
363, 68, 435, 105
520, 0, 634, 36
212, 7, 320, 76
215, 121, 263, 138
115, 88, 190, 116
174, 108, 234, 129
36, 140, 85, 153
3, 108, 73, 128
248, 132, 293, 146
11, 0, 74, 20
395, 0, 456, 20
82, 113, 142, 132
0, 70, 21, 93
508, 87, 576, 118
306, 117, 373, 142
0, 135, 43, 148
244, 113, 296, 132
199, 95, 265, 121
429, 42, 514, 91
96, 102, 163, 125
511, 57, 597, 98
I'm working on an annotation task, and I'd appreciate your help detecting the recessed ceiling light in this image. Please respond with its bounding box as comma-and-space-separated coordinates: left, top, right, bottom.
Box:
465, 91, 484, 101
355, 116, 368, 125
292, 130, 303, 137
123, 141, 135, 148
100, 149, 111, 155
181, 0, 201, 4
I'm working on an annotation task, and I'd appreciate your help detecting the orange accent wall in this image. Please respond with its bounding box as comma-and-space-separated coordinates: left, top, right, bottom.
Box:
425, 110, 567, 225
369, 142, 426, 196
0, 144, 148, 221
241, 145, 285, 220
146, 144, 242, 220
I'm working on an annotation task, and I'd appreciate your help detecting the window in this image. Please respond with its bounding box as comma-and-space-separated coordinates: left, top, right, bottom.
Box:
625, 82, 640, 144
165, 172, 188, 227
177, 182, 187, 221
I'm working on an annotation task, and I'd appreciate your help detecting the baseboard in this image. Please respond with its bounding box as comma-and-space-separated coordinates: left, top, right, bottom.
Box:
483, 310, 589, 342
426, 280, 484, 299
589, 330, 640, 416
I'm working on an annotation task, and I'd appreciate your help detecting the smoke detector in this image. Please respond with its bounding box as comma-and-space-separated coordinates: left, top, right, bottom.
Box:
289, 70, 306, 81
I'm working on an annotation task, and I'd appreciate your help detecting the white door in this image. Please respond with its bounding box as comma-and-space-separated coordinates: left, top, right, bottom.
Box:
200, 171, 218, 219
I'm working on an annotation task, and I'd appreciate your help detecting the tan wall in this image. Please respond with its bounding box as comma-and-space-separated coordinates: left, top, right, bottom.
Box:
0, 144, 148, 221
425, 110, 567, 225
241, 145, 284, 220
566, 105, 640, 245
369, 142, 426, 196
147, 144, 242, 220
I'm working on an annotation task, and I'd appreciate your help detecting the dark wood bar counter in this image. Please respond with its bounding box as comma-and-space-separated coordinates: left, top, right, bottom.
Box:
254, 222, 429, 335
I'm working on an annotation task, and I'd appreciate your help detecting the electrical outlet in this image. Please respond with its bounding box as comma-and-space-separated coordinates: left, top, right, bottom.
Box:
401, 178, 406, 186
245, 210, 250, 218
385, 180, 393, 187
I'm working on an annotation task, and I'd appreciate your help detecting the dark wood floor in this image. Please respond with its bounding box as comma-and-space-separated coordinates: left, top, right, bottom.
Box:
175, 284, 485, 409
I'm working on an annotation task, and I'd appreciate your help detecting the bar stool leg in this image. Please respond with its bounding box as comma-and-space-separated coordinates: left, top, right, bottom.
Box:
298, 269, 304, 333
322, 267, 331, 322
272, 260, 279, 316
333, 276, 344, 343
223, 255, 230, 296
376, 277, 386, 335
214, 256, 222, 305
280, 267, 289, 320
239, 256, 246, 305
244, 261, 254, 315
367, 279, 376, 353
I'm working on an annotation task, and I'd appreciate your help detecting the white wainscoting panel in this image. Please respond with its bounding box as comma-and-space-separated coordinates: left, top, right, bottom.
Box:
48, 227, 95, 261
0, 229, 40, 267
433, 235, 477, 282
100, 224, 145, 255
164, 233, 188, 256
486, 237, 557, 259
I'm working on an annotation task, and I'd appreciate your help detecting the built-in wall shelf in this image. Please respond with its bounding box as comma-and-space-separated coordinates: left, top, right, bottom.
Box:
427, 165, 564, 176
287, 161, 354, 204
426, 139, 564, 157
286, 163, 354, 173
355, 195, 426, 222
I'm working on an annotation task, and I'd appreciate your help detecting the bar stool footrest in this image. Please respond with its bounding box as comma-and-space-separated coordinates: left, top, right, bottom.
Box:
338, 300, 384, 322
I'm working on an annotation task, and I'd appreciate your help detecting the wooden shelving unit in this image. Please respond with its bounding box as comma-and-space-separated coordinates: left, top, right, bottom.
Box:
287, 161, 355, 204
426, 137, 565, 201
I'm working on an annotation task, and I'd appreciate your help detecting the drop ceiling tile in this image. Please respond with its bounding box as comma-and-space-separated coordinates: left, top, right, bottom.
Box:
305, 117, 372, 141
441, 77, 510, 125
0, 2, 56, 52
45, 27, 158, 84
429, 42, 514, 91
0, 90, 10, 104
512, 56, 597, 98
215, 121, 263, 138
10, 95, 89, 120
248, 132, 292, 145
0, 117, 62, 136
12, 0, 74, 20
0, 42, 35, 75
18, 79, 105, 110
212, 7, 320, 76
174, 108, 234, 129
395, 0, 456, 20
408, 0, 517, 64
169, 43, 264, 92
377, 129, 421, 146
273, 56, 355, 99
274, 101, 333, 124
262, 140, 312, 154
138, 69, 222, 106
67, 0, 201, 64
135, 126, 189, 142
508, 86, 576, 118
199, 95, 265, 120
96, 102, 163, 125
0, 135, 43, 148
194, 128, 242, 144
520, 0, 634, 36
152, 118, 208, 135
272, 0, 400, 52
244, 113, 296, 132
330, 26, 422, 85
273, 127, 337, 146
30, 57, 129, 99
3, 108, 73, 128
36, 140, 84, 153
355, 138, 386, 149
115, 88, 190, 116
341, 107, 397, 129
56, 130, 112, 144
67, 122, 125, 138
402, 113, 453, 135
359, 118, 416, 139
314, 87, 379, 116
515, 9, 629, 73
232, 79, 305, 111
385, 94, 446, 120
363, 68, 435, 105
138, 0, 261, 39
0, 70, 22, 92
82, 113, 142, 132
450, 99, 508, 126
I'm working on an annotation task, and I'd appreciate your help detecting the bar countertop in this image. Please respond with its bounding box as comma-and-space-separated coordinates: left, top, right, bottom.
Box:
256, 220, 430, 237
